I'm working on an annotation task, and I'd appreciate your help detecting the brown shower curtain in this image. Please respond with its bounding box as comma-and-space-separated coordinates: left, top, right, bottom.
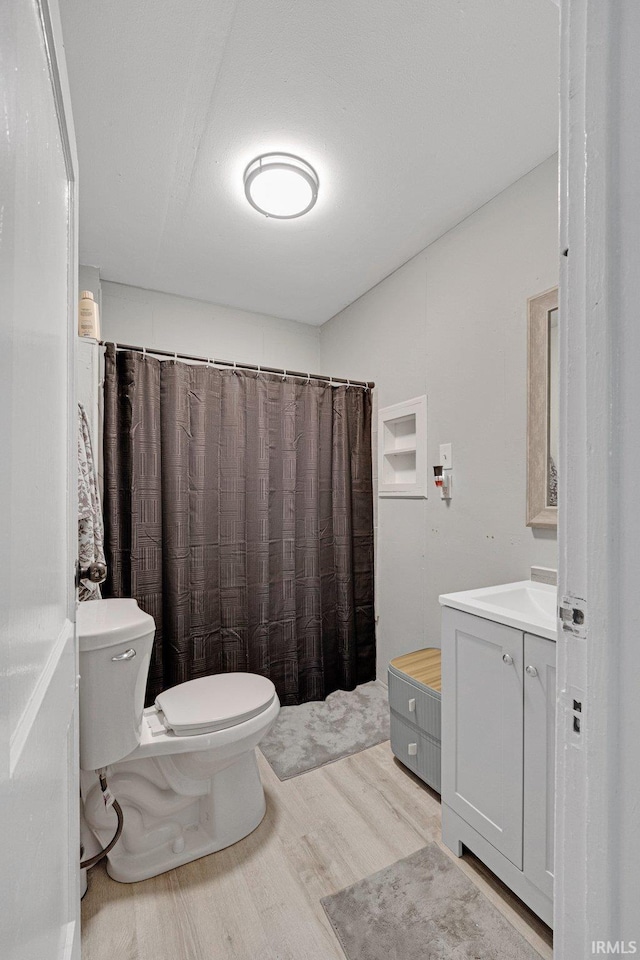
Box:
103, 344, 375, 705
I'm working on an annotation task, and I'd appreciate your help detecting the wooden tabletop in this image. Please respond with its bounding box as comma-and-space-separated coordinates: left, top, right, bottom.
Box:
390, 648, 442, 692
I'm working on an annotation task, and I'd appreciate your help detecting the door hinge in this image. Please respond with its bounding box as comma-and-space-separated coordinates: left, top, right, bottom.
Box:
558, 596, 587, 638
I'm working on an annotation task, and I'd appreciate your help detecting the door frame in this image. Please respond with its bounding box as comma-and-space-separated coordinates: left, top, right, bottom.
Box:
556, 0, 640, 953
40, 0, 79, 594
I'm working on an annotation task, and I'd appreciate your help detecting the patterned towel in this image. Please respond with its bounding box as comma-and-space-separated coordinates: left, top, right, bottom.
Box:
78, 403, 105, 601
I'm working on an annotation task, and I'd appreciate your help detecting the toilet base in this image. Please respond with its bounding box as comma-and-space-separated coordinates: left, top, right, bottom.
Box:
83, 749, 267, 883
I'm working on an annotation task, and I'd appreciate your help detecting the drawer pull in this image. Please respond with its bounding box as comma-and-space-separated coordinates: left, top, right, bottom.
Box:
408, 743, 418, 756
408, 697, 416, 712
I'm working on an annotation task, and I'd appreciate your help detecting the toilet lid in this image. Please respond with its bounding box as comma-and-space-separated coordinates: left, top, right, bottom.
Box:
155, 673, 276, 736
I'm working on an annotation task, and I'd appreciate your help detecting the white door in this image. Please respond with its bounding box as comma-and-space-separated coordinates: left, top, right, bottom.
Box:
441, 608, 524, 868
523, 633, 556, 902
0, 1, 80, 958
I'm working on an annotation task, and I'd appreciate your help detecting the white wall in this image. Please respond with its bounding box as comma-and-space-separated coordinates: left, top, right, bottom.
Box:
77, 266, 103, 490
321, 155, 559, 677
78, 263, 101, 316
100, 280, 321, 373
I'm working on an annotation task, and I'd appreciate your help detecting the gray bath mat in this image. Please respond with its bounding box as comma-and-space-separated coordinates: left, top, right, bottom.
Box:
259, 680, 390, 780
321, 843, 543, 960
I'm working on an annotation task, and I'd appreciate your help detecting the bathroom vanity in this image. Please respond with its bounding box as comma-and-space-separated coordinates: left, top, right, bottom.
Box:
439, 580, 556, 928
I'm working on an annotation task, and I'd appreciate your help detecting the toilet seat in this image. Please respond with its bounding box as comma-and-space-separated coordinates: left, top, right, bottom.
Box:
155, 673, 276, 737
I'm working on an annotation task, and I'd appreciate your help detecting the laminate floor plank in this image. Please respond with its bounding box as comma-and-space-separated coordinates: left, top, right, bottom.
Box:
81, 740, 553, 960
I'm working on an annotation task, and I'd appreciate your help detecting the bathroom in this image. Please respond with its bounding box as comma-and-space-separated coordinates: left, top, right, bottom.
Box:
5, 0, 640, 958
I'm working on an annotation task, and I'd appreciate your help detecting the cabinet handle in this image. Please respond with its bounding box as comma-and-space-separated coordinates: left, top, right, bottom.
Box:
502, 653, 514, 665
525, 665, 538, 677
408, 743, 418, 756
408, 697, 416, 712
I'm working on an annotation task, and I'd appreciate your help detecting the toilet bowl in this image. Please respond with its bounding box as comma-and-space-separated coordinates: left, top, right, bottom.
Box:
77, 599, 280, 883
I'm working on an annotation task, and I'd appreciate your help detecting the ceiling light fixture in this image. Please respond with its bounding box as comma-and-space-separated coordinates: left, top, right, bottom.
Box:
243, 153, 319, 219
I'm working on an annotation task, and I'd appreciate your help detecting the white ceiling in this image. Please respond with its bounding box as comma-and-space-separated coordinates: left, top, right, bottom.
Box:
60, 0, 559, 325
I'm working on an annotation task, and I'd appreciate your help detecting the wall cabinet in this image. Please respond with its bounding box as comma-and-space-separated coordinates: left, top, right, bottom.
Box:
441, 607, 556, 927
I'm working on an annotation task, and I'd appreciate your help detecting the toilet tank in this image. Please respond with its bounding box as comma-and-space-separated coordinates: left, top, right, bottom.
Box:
77, 599, 156, 770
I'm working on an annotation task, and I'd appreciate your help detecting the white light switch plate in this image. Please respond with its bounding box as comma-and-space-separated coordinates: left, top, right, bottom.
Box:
440, 443, 452, 468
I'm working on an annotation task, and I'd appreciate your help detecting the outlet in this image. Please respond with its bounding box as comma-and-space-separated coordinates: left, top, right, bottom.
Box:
439, 443, 452, 469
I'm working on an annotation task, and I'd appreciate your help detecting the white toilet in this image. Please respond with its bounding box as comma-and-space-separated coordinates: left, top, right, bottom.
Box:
77, 598, 280, 883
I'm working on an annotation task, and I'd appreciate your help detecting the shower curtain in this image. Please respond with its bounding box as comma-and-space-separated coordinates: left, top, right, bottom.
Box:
102, 344, 375, 705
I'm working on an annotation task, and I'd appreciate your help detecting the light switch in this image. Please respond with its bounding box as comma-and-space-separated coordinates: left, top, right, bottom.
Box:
439, 443, 452, 469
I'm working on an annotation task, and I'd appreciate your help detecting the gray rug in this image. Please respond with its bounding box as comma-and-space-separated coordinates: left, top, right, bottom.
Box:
259, 681, 390, 780
321, 843, 543, 960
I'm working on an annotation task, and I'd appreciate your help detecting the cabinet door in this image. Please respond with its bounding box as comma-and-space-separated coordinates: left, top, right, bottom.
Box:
523, 633, 556, 900
442, 608, 524, 868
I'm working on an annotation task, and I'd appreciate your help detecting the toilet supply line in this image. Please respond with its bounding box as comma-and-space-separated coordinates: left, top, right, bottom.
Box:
80, 769, 124, 870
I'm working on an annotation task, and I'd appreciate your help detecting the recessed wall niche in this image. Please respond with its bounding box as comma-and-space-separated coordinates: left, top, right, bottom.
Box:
378, 396, 427, 498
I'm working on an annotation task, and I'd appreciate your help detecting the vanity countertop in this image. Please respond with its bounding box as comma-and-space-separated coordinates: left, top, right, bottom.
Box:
439, 579, 557, 641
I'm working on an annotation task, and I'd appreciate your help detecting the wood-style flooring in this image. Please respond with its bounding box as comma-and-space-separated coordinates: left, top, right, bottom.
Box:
81, 742, 553, 960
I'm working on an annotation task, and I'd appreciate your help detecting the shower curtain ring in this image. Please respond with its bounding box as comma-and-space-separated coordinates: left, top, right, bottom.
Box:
282, 369, 287, 381
142, 346, 146, 358
306, 372, 311, 385
347, 379, 351, 389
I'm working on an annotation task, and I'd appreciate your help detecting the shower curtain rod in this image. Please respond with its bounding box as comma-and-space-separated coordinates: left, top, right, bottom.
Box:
100, 341, 375, 389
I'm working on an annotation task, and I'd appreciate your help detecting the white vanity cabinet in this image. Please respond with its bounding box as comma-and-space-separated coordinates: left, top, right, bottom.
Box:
523, 631, 556, 904
441, 606, 556, 928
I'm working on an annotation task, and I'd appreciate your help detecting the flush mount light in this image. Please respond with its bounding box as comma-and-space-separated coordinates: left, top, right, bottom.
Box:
243, 153, 319, 219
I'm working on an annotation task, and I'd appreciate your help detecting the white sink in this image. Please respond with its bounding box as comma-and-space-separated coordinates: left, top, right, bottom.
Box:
439, 580, 557, 640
